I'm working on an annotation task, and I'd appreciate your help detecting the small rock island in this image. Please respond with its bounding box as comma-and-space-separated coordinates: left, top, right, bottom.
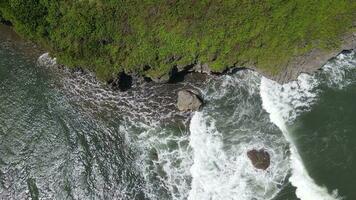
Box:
247, 149, 271, 170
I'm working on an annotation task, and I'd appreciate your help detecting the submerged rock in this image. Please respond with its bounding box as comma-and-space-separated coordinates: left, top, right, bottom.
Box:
247, 149, 270, 170
177, 90, 203, 111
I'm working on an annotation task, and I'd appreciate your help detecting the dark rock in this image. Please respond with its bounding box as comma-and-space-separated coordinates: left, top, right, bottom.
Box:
247, 149, 270, 170
0, 16, 12, 26
177, 90, 203, 111
168, 64, 196, 83
118, 72, 133, 91
108, 72, 133, 91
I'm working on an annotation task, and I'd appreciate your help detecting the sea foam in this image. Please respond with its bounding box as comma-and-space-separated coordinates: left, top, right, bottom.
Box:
260, 50, 356, 200
260, 75, 341, 200
189, 71, 290, 200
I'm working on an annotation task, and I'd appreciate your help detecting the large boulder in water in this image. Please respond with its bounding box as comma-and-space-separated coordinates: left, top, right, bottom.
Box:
247, 149, 270, 170
177, 90, 203, 111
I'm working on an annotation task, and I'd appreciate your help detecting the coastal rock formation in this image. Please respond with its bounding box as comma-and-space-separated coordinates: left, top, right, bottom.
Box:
247, 149, 270, 170
37, 53, 57, 68
177, 90, 203, 111
151, 73, 171, 83
270, 33, 356, 84
191, 63, 211, 74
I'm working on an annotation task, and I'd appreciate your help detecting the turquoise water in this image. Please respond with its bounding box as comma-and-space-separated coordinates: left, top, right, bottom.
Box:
1, 25, 355, 200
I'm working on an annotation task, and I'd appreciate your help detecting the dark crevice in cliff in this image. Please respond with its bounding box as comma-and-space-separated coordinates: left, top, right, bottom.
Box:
0, 17, 12, 26
168, 64, 196, 84
108, 72, 133, 91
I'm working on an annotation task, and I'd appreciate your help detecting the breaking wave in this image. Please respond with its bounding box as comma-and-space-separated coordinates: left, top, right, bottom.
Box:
260, 50, 355, 200
17, 50, 354, 200
189, 72, 290, 200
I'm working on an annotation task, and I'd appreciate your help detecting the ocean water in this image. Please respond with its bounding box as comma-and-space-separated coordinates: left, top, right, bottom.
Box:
0, 25, 355, 200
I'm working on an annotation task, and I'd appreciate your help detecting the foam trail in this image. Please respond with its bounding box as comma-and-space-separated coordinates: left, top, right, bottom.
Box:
35, 53, 197, 199
260, 75, 341, 200
189, 112, 231, 200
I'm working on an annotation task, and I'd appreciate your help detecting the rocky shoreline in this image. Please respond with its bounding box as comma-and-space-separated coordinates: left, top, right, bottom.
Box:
267, 32, 356, 84
36, 33, 356, 118
158, 32, 356, 85
2, 23, 355, 90
6, 22, 356, 173
113, 31, 356, 88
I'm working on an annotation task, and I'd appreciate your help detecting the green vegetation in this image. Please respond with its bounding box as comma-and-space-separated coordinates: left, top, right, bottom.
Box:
0, 9, 5, 22
0, 0, 355, 81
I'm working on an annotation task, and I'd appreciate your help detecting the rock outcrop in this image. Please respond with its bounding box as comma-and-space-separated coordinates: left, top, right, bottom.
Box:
177, 90, 203, 111
151, 73, 171, 83
267, 32, 356, 84
191, 63, 211, 74
247, 149, 270, 170
37, 53, 57, 68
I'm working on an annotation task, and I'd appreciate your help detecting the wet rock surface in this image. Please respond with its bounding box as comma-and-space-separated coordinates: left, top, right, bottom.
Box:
247, 149, 270, 170
177, 90, 203, 111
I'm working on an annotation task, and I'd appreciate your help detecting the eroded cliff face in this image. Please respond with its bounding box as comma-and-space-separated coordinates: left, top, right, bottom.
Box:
173, 31, 356, 84
267, 32, 356, 84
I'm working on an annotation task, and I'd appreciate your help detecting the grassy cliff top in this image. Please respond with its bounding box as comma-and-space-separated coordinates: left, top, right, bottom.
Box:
1, 0, 355, 81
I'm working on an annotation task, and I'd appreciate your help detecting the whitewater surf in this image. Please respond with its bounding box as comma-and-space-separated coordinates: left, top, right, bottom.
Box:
1, 24, 356, 199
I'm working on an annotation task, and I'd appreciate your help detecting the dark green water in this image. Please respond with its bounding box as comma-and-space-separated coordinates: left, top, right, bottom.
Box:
0, 25, 148, 199
292, 70, 356, 199
1, 24, 355, 200
260, 51, 356, 200
0, 25, 195, 199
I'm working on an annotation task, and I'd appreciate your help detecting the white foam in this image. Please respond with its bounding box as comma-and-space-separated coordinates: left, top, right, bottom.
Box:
188, 71, 290, 200
260, 76, 341, 200
35, 50, 354, 200
137, 126, 193, 200
188, 112, 289, 200
36, 52, 197, 199
321, 51, 356, 89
